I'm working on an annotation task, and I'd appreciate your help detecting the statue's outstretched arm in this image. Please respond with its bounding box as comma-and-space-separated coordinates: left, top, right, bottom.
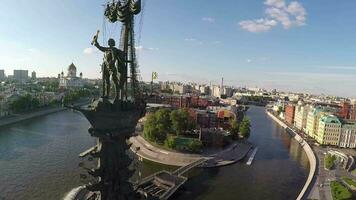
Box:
94, 41, 108, 52
91, 30, 108, 52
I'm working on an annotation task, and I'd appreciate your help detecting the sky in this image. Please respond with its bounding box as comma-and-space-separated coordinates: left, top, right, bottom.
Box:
0, 0, 356, 97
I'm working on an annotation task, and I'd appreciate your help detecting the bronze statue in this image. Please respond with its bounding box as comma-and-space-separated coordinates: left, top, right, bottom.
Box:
92, 31, 125, 101
66, 1, 146, 199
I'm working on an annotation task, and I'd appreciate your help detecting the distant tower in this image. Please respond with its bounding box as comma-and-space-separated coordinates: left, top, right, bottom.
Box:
31, 71, 36, 79
61, 71, 64, 78
220, 77, 224, 96
58, 73, 61, 79
80, 72, 83, 79
0, 70, 5, 81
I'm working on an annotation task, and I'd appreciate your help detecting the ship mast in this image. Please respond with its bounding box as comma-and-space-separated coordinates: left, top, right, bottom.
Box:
105, 0, 142, 102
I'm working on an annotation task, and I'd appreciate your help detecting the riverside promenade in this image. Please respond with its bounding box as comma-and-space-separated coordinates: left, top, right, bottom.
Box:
129, 135, 252, 167
0, 98, 91, 128
0, 107, 65, 127
266, 110, 317, 200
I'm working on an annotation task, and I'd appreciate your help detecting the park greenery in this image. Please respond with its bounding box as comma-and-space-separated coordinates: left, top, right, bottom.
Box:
229, 117, 251, 139
342, 177, 356, 190
230, 118, 239, 139
63, 89, 92, 104
352, 169, 356, 176
143, 108, 201, 153
277, 106, 284, 116
10, 94, 40, 113
165, 136, 203, 153
239, 117, 251, 139
330, 181, 353, 200
324, 154, 336, 170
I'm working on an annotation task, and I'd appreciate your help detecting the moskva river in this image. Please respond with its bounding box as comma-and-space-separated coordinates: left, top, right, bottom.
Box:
0, 106, 308, 200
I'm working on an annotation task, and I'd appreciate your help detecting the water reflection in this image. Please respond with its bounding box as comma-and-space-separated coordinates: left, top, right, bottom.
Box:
0, 106, 308, 200
136, 106, 309, 200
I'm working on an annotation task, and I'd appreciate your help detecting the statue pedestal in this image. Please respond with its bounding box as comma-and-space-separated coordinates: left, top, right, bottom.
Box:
75, 98, 146, 200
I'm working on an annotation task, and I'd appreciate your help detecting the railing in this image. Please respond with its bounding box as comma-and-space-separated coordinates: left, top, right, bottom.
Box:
172, 158, 206, 176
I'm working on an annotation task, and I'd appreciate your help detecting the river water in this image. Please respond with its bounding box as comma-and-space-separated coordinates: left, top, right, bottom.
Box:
0, 106, 308, 200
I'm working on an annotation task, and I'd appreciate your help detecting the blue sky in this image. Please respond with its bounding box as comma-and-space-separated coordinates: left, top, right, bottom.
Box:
0, 0, 356, 97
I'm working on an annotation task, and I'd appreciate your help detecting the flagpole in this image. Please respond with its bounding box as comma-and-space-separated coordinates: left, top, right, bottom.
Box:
151, 72, 153, 96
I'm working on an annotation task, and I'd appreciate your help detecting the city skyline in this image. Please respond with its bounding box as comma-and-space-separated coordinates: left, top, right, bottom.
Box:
1, 0, 356, 97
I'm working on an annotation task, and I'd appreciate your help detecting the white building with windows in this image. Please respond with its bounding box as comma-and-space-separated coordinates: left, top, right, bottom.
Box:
59, 63, 84, 89
13, 70, 28, 83
339, 121, 356, 148
294, 101, 310, 131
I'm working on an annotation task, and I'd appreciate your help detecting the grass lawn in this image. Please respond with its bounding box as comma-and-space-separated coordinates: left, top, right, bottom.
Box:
141, 134, 178, 152
342, 177, 356, 189
352, 169, 356, 176
324, 154, 336, 170
330, 181, 353, 200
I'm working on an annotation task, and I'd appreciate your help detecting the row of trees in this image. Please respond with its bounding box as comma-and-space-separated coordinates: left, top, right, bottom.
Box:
10, 94, 40, 113
230, 116, 251, 140
63, 89, 92, 104
143, 108, 197, 143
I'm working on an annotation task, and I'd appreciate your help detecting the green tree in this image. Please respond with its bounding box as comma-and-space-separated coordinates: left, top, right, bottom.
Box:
164, 136, 176, 149
143, 113, 159, 142
10, 94, 40, 113
277, 106, 284, 115
187, 139, 203, 153
143, 109, 172, 143
155, 108, 171, 139
170, 109, 196, 135
239, 117, 251, 139
230, 118, 240, 140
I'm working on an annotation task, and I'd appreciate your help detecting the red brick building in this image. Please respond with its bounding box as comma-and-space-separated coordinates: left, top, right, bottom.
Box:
147, 95, 218, 109
284, 104, 295, 125
338, 101, 351, 119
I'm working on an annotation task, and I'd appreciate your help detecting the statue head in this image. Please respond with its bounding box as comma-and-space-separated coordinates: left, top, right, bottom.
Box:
108, 38, 116, 47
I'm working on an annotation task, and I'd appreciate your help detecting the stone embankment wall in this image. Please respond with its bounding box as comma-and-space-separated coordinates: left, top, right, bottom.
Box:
0, 107, 65, 128
266, 110, 316, 200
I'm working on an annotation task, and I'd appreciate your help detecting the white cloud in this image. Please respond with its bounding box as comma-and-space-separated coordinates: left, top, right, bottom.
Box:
239, 0, 307, 32
135, 46, 159, 51
239, 19, 277, 33
184, 38, 204, 45
265, 0, 286, 8
246, 59, 253, 63
201, 17, 215, 23
83, 47, 97, 54
184, 38, 197, 42
318, 66, 356, 70
287, 2, 307, 26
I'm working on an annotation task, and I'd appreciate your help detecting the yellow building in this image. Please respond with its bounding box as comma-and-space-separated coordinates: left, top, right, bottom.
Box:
316, 115, 341, 146
294, 102, 310, 131
305, 107, 324, 139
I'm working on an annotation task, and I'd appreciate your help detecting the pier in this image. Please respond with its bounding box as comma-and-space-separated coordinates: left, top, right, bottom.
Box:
135, 158, 207, 200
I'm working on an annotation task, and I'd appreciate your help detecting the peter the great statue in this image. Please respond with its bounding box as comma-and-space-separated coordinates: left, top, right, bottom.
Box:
65, 0, 146, 200
92, 35, 123, 101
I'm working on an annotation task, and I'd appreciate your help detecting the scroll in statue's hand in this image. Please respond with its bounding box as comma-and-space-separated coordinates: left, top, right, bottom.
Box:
91, 30, 100, 45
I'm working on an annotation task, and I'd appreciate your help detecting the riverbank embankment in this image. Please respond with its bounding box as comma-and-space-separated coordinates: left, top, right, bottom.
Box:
0, 98, 91, 128
0, 107, 65, 128
266, 110, 316, 200
129, 135, 252, 167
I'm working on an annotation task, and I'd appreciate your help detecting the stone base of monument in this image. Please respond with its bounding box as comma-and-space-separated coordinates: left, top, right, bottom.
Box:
70, 97, 146, 200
